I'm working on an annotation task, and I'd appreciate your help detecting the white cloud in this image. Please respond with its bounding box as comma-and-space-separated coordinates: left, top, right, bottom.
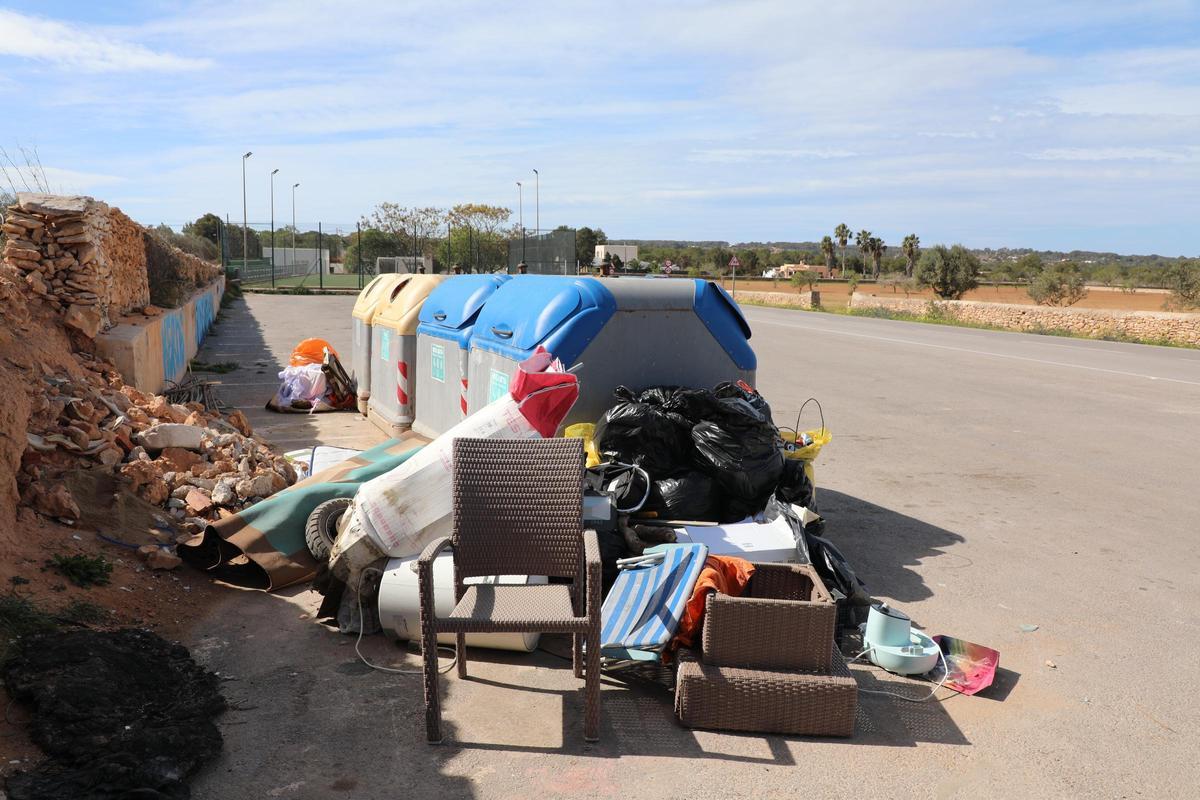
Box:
1027, 147, 1200, 163
689, 147, 856, 163
0, 10, 209, 72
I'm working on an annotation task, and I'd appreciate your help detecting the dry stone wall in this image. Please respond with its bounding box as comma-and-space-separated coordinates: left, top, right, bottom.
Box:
850, 293, 1200, 347
1, 193, 220, 339
730, 290, 821, 309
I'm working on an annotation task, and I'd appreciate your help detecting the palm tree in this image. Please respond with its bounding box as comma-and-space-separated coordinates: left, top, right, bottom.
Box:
820, 235, 835, 270
869, 236, 885, 278
901, 234, 920, 278
855, 229, 871, 275
834, 223, 850, 274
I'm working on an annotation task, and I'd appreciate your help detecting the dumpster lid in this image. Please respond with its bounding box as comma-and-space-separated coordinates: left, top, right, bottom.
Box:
374, 274, 446, 333
693, 280, 755, 370
470, 276, 616, 363
351, 273, 409, 322
417, 274, 511, 334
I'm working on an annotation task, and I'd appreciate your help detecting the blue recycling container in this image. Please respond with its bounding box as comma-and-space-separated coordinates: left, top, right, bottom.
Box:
466, 276, 756, 429
412, 274, 511, 437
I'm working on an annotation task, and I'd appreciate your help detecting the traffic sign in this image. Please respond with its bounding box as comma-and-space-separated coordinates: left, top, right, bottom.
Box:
728, 255, 741, 268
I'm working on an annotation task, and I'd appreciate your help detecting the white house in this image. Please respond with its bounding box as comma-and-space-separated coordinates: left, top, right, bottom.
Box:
593, 244, 638, 266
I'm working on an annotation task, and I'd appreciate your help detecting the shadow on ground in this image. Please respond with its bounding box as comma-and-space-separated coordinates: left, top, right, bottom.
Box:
816, 488, 966, 604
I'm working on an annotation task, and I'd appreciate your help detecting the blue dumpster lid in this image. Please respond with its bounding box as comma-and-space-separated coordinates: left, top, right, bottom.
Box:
469, 276, 617, 364
416, 274, 511, 345
693, 280, 756, 370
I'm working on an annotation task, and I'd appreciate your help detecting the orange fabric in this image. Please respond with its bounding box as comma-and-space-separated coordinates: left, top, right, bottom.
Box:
670, 555, 755, 653
289, 338, 338, 367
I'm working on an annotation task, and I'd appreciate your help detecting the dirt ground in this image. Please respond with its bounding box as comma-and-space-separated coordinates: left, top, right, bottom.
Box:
718, 277, 1174, 311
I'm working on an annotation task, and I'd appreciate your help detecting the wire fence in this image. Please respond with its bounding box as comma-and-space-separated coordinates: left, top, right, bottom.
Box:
508, 228, 577, 275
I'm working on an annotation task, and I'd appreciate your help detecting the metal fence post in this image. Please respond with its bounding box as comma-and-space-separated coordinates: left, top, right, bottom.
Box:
318, 222, 324, 290
357, 221, 363, 290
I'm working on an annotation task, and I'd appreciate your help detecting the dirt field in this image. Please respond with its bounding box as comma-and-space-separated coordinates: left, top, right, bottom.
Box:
718, 278, 1174, 312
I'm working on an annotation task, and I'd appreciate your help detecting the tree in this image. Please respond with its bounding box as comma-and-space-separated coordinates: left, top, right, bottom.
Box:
1164, 260, 1200, 309
1091, 265, 1122, 288
344, 228, 404, 274
867, 236, 885, 278
575, 226, 607, 267
611, 253, 624, 271
901, 234, 920, 277
915, 244, 980, 299
820, 236, 835, 268
1027, 264, 1088, 306
854, 229, 872, 275
364, 204, 446, 263
1013, 253, 1045, 283
834, 223, 851, 274
184, 213, 223, 245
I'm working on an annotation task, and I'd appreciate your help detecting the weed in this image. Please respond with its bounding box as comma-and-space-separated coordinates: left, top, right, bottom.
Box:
46, 554, 112, 588
0, 593, 59, 662
60, 599, 109, 625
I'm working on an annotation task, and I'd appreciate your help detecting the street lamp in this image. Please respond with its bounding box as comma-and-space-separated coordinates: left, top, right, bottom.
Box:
270, 168, 279, 286
241, 151, 252, 275
291, 183, 300, 269
516, 181, 525, 266
532, 168, 539, 236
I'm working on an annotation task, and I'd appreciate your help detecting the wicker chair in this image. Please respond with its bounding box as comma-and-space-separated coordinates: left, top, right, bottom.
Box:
418, 437, 601, 743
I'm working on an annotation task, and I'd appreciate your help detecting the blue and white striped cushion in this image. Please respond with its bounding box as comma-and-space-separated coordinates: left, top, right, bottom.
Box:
600, 543, 708, 654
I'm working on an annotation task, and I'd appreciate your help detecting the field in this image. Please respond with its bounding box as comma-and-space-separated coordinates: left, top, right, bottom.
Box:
716, 277, 1174, 312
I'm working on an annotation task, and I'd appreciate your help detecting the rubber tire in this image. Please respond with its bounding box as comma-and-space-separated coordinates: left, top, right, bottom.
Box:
305, 497, 352, 562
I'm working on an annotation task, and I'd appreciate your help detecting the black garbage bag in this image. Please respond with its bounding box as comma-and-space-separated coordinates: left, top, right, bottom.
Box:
690, 400, 783, 508
803, 520, 872, 630
594, 386, 693, 475
775, 457, 815, 509
641, 470, 725, 522
712, 379, 773, 422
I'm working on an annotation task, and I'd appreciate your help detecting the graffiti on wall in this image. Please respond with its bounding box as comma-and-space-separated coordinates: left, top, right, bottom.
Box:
161, 312, 186, 381
194, 291, 215, 347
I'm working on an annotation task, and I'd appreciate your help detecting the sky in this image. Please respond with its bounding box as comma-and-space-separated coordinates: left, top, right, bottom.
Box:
0, 1, 1197, 254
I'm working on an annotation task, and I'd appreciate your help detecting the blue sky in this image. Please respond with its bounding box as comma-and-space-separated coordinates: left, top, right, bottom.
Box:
0, 1, 1197, 254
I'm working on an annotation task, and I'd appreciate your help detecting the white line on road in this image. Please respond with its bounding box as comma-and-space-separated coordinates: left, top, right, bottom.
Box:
752, 313, 1200, 388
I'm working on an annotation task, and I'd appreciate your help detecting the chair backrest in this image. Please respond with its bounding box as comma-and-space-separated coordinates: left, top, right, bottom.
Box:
452, 437, 584, 580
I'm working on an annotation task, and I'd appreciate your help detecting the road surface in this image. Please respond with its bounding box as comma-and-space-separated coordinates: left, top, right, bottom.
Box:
189, 296, 1200, 799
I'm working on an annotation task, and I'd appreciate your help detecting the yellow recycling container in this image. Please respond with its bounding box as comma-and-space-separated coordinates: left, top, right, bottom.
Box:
367, 274, 446, 436
352, 274, 412, 414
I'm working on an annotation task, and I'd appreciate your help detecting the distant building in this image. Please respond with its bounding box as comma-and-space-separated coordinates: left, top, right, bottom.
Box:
594, 244, 638, 266
376, 255, 433, 274
262, 247, 331, 272
771, 263, 831, 279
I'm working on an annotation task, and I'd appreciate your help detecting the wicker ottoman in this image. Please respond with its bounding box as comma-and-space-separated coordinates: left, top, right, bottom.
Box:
674, 646, 857, 737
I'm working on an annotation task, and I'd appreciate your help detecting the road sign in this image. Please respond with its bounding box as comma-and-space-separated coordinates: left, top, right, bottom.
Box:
728, 255, 741, 268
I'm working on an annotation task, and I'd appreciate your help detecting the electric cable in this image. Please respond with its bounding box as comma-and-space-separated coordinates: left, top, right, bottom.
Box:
847, 645, 949, 702
353, 568, 456, 676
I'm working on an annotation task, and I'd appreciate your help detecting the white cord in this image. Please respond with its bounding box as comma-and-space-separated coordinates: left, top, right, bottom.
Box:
848, 646, 949, 702
354, 574, 457, 676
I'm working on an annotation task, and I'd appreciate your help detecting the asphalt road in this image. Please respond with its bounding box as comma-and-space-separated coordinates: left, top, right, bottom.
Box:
188, 297, 1200, 799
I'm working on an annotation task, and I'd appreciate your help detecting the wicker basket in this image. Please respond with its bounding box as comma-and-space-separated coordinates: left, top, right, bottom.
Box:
701, 562, 835, 672
675, 645, 857, 737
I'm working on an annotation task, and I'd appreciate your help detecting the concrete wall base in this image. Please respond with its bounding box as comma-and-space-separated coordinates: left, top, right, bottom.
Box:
96, 278, 225, 392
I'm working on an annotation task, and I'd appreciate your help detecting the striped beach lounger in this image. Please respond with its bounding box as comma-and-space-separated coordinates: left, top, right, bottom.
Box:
600, 543, 708, 662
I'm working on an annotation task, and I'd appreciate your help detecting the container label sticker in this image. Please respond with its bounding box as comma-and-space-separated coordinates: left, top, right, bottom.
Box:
488, 369, 510, 403
430, 343, 445, 382
380, 330, 390, 362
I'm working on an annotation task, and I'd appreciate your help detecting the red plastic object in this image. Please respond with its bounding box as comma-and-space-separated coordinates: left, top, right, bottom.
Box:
289, 338, 338, 367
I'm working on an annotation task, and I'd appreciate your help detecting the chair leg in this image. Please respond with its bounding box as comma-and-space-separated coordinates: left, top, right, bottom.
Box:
572, 633, 583, 679
456, 633, 468, 678
423, 627, 443, 744
584, 624, 601, 742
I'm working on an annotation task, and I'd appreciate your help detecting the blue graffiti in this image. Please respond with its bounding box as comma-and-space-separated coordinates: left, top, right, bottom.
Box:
194, 292, 215, 347
162, 313, 186, 380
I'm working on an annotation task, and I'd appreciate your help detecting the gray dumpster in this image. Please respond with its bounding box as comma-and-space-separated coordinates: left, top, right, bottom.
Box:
351, 274, 413, 415
466, 276, 756, 428
366, 274, 445, 437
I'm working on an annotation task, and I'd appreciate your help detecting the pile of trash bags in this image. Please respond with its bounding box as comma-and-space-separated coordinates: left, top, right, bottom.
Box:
267, 338, 357, 413
594, 381, 812, 523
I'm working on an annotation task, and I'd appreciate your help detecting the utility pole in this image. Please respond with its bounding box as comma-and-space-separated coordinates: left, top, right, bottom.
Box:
533, 168, 539, 236
241, 151, 252, 277
270, 168, 278, 287
291, 183, 300, 271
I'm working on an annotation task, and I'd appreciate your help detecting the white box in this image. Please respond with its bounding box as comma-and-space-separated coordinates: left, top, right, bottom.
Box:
673, 515, 800, 563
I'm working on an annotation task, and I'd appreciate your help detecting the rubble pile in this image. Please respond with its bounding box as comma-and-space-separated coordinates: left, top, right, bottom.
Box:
20, 352, 295, 564
1, 193, 220, 338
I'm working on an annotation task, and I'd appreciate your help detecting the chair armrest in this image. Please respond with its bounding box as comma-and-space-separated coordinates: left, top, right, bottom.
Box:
583, 528, 602, 621
417, 536, 455, 624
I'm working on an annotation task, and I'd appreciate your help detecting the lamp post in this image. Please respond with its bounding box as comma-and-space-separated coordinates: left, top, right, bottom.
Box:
270, 168, 278, 287
532, 168, 539, 236
291, 183, 300, 270
516, 181, 525, 266
241, 151, 252, 275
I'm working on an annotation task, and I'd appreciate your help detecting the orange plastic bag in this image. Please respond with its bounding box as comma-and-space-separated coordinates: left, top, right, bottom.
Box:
289, 338, 338, 367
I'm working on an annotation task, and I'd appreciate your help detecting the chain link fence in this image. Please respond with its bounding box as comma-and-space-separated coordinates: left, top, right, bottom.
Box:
508, 228, 577, 275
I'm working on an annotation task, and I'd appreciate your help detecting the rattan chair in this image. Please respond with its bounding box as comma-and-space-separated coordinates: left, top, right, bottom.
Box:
418, 437, 601, 743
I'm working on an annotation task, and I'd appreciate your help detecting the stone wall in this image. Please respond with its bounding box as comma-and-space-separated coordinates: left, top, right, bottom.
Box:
1, 193, 220, 339
730, 290, 821, 309
850, 293, 1200, 347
